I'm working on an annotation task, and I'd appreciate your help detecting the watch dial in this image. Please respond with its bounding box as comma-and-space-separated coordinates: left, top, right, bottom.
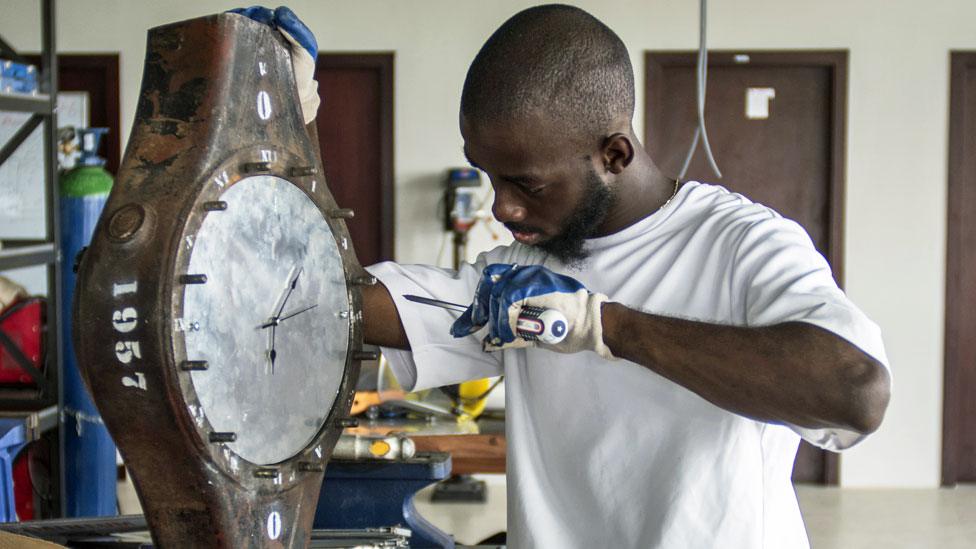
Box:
181, 175, 349, 465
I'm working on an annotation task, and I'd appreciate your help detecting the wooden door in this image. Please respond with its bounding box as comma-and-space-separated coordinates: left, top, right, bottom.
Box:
25, 54, 120, 174
943, 51, 976, 486
646, 51, 847, 485
315, 54, 394, 267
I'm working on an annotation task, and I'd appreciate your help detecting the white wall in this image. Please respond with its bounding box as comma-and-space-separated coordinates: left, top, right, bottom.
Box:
1, 0, 971, 488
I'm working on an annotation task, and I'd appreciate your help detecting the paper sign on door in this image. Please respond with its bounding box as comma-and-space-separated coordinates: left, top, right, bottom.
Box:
746, 87, 776, 120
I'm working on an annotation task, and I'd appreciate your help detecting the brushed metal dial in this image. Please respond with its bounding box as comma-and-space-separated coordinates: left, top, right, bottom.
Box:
180, 175, 349, 465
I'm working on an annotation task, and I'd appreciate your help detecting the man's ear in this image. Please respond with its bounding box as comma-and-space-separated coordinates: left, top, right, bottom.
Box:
600, 133, 635, 174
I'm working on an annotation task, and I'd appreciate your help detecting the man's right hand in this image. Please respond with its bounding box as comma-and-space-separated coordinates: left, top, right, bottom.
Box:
228, 6, 320, 124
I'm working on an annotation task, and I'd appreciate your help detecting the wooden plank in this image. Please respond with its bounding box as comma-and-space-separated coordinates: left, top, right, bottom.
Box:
411, 434, 506, 475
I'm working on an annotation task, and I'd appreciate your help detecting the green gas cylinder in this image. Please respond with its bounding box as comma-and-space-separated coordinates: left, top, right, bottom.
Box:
61, 127, 113, 198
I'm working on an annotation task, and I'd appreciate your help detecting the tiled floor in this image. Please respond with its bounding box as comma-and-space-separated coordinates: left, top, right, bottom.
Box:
796, 484, 976, 549
412, 479, 976, 548
413, 474, 508, 545
119, 476, 976, 547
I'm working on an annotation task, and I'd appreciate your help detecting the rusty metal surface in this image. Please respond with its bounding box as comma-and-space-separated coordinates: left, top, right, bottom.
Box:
73, 13, 367, 548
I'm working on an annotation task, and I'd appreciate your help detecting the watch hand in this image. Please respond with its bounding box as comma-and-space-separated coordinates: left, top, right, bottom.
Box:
269, 265, 299, 317
257, 303, 318, 329
268, 322, 277, 375
265, 266, 303, 376
277, 303, 319, 323
264, 303, 319, 375
274, 266, 303, 319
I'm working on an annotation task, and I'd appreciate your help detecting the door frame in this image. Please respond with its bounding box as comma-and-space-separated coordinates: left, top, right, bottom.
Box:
59, 54, 121, 173
942, 51, 976, 486
317, 52, 396, 262
644, 50, 849, 485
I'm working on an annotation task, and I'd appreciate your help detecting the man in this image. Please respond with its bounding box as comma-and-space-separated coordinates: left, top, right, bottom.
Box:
251, 4, 890, 547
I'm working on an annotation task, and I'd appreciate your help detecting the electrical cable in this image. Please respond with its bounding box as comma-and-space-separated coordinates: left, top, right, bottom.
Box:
678, 0, 722, 180
475, 185, 494, 213
435, 231, 452, 267
438, 182, 500, 268
474, 186, 502, 241
376, 352, 387, 396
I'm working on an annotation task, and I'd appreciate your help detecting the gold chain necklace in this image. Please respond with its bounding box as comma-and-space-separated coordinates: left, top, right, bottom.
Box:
658, 178, 680, 212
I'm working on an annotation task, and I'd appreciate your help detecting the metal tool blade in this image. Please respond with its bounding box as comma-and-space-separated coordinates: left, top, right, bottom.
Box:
402, 294, 468, 313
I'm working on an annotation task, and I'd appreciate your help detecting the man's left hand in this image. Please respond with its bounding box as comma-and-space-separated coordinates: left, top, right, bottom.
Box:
229, 6, 319, 124
450, 264, 616, 359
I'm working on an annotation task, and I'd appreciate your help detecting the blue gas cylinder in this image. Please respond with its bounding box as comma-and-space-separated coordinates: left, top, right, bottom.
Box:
60, 127, 116, 517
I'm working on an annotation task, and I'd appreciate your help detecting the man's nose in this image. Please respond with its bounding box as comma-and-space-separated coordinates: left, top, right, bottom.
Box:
491, 184, 527, 224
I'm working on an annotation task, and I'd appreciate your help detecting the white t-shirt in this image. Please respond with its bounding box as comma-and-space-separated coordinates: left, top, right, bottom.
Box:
367, 181, 888, 549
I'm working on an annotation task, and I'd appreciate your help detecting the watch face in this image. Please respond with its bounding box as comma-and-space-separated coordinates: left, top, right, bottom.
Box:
180, 175, 349, 465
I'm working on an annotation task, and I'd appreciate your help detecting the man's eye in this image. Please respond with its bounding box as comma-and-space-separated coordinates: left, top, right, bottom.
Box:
525, 185, 546, 195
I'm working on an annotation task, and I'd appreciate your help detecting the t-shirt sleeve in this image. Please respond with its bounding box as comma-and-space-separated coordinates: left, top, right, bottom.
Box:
730, 215, 890, 451
365, 258, 503, 392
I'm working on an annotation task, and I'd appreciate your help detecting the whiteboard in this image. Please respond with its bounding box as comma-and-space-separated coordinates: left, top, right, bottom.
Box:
0, 92, 89, 296
0, 92, 89, 238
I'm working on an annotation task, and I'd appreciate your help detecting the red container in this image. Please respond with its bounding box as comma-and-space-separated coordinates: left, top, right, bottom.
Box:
0, 298, 45, 386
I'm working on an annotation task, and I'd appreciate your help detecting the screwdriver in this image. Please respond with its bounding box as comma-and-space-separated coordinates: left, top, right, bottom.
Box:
403, 294, 569, 345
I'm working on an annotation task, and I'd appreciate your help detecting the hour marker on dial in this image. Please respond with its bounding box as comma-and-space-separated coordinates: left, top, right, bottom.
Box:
203, 201, 228, 211
289, 166, 317, 177
179, 274, 207, 284
331, 208, 355, 219
181, 360, 209, 371
209, 432, 236, 443
353, 351, 379, 361
298, 462, 323, 473
254, 468, 280, 479
350, 275, 377, 286
242, 161, 272, 174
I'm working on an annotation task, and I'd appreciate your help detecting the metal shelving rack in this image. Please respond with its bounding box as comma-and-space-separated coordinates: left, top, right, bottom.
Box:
0, 0, 64, 516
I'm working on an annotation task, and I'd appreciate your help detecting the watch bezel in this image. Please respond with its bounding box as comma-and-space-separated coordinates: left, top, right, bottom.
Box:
166, 144, 358, 485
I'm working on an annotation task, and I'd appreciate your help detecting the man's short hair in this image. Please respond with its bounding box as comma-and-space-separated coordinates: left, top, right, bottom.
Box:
461, 4, 635, 144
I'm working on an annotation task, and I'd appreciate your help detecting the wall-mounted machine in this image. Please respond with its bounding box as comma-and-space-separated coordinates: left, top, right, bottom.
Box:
444, 168, 482, 270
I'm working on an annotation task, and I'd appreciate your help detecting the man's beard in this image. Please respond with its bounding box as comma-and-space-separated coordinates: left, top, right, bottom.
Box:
507, 168, 616, 267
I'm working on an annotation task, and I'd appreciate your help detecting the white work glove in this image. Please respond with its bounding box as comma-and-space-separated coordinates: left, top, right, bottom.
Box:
230, 6, 320, 124
0, 276, 27, 312
450, 264, 616, 360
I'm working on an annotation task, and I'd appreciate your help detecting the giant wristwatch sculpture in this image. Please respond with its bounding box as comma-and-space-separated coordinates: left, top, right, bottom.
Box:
74, 13, 372, 547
